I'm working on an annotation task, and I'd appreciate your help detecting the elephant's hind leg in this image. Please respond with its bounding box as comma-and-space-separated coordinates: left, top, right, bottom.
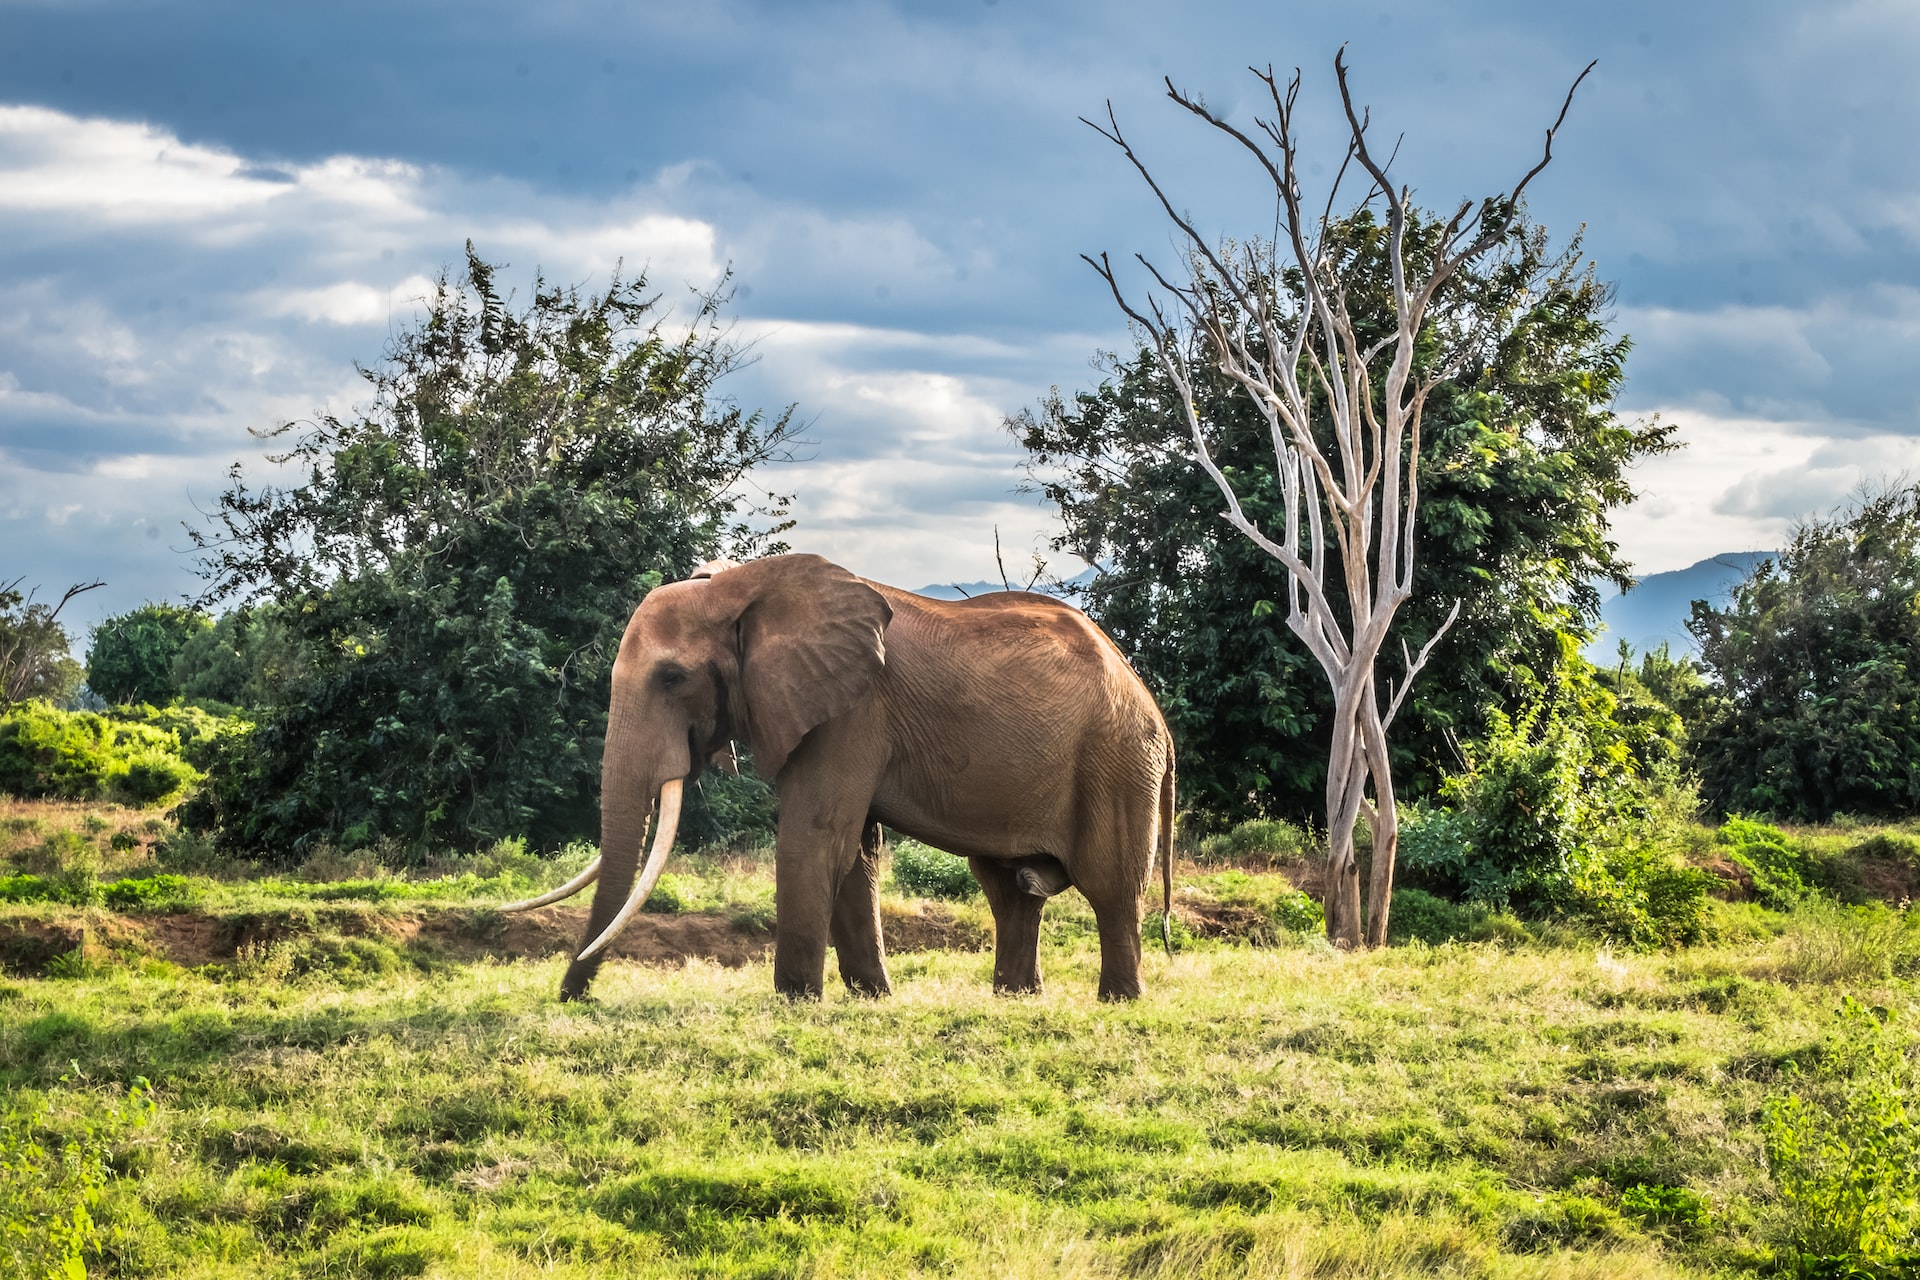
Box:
830, 821, 892, 997
970, 857, 1045, 994
1075, 810, 1150, 1002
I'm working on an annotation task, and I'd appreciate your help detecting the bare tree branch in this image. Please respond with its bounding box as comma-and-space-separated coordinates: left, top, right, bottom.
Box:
1085, 49, 1591, 948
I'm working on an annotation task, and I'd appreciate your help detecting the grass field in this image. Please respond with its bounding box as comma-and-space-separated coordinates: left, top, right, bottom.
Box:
3, 804, 1918, 1277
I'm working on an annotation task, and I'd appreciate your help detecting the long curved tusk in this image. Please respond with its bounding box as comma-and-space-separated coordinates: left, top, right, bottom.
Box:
498, 856, 602, 913
575, 778, 683, 962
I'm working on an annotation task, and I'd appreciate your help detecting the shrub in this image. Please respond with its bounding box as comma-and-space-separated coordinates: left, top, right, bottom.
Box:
642, 874, 693, 914
889, 839, 978, 900
1619, 1183, 1711, 1232
118, 749, 199, 806
1762, 998, 1920, 1270
1848, 832, 1920, 867
1386, 887, 1499, 945
0, 870, 100, 907
0, 700, 220, 807
1388, 637, 1716, 950
1719, 816, 1821, 910
1195, 819, 1310, 866
102, 874, 200, 913
0, 703, 118, 799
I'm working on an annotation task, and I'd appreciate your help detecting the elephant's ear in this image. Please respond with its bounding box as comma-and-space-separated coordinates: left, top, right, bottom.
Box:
705, 554, 891, 777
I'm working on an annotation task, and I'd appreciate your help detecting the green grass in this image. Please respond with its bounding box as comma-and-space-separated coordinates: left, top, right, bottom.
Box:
4, 912, 1916, 1278
5, 802, 1920, 1275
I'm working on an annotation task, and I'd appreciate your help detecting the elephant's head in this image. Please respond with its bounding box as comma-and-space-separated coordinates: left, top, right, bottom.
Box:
501, 554, 892, 995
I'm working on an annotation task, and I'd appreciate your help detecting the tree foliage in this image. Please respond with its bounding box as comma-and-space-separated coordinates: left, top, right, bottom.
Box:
1688, 484, 1920, 821
189, 246, 792, 856
1397, 642, 1709, 948
1017, 215, 1671, 828
0, 579, 97, 708
170, 605, 304, 710
85, 603, 210, 706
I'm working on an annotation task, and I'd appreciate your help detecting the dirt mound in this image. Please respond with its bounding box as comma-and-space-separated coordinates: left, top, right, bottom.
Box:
1703, 858, 1757, 901
0, 899, 988, 976
434, 905, 778, 968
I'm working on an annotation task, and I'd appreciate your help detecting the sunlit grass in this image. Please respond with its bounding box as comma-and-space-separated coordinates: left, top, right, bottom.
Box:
4, 920, 1915, 1277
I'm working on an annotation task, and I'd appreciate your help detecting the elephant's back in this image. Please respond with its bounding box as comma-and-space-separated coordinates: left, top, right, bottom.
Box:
872, 584, 1171, 762
865, 584, 1171, 862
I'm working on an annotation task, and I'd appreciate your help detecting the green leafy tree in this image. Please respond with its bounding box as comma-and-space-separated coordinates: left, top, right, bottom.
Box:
1687, 485, 1920, 821
0, 579, 99, 708
191, 245, 792, 856
1017, 216, 1671, 831
170, 605, 304, 709
86, 603, 210, 706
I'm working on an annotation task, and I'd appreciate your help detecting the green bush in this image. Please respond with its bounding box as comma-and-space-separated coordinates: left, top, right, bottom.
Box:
1619, 1182, 1711, 1232
1386, 887, 1498, 945
1395, 664, 1713, 950
102, 875, 200, 913
889, 839, 977, 900
0, 870, 101, 907
641, 874, 693, 914
1762, 999, 1920, 1270
0, 701, 221, 807
0, 703, 118, 800
1719, 815, 1822, 909
118, 749, 198, 806
1194, 818, 1310, 866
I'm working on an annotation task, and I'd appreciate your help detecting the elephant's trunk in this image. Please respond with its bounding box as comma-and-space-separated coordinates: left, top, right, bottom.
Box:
574, 778, 683, 962
498, 856, 602, 913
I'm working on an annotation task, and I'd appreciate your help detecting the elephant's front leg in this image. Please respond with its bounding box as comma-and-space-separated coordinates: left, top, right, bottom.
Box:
829, 821, 891, 997
970, 857, 1046, 994
772, 795, 877, 1000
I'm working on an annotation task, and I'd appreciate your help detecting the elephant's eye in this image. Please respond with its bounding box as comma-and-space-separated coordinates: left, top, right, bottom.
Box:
657, 666, 688, 691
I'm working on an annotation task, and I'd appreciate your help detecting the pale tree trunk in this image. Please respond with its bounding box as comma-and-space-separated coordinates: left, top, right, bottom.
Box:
1085, 51, 1591, 946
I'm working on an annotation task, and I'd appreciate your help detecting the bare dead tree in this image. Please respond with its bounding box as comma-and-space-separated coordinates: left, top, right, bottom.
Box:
1085, 50, 1593, 947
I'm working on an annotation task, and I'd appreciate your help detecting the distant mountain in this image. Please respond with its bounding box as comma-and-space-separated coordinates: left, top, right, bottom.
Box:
1586, 551, 1776, 662
912, 556, 1775, 665
912, 568, 1097, 601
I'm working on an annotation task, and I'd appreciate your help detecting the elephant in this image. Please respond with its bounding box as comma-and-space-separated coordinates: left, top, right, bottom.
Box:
502, 553, 1176, 1002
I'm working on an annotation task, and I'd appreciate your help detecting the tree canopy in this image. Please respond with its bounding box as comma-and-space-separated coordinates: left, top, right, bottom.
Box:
190, 246, 792, 855
0, 579, 96, 707
86, 603, 211, 706
1688, 484, 1920, 821
1017, 214, 1673, 828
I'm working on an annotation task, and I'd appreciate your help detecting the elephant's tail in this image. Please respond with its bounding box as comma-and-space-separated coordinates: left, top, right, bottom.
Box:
1159, 756, 1175, 957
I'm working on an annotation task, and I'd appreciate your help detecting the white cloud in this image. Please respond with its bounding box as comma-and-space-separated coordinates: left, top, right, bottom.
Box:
1611, 407, 1920, 573
0, 104, 1081, 624
261, 276, 439, 327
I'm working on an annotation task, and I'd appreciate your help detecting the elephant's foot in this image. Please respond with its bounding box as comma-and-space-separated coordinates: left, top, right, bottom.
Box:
775, 980, 824, 1002
841, 971, 893, 998
558, 958, 602, 1002
1096, 974, 1142, 1002
1014, 856, 1072, 899
993, 972, 1043, 997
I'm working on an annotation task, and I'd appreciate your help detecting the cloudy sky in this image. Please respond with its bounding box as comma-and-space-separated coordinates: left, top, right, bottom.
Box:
5, 0, 1919, 632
